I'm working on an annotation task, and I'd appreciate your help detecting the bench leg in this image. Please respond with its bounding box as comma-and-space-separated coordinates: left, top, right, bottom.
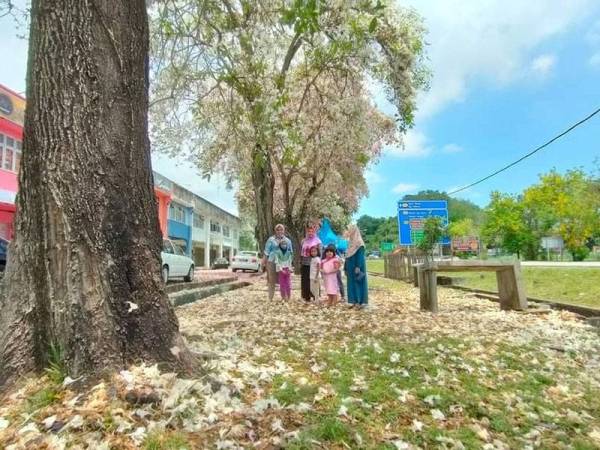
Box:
427, 269, 438, 313
419, 269, 438, 313
496, 266, 528, 310
419, 268, 427, 309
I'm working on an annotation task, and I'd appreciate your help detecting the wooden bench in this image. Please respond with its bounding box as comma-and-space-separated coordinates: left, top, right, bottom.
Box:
413, 261, 528, 313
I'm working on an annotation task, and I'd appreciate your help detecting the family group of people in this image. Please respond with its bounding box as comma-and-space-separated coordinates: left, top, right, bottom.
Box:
262, 223, 368, 308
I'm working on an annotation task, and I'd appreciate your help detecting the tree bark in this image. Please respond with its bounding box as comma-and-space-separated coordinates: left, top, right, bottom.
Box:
251, 144, 274, 251
0, 0, 189, 386
285, 222, 303, 271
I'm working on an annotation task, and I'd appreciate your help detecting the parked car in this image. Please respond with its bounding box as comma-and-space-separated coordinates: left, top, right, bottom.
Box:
0, 237, 9, 271
211, 257, 230, 269
367, 251, 381, 259
231, 251, 262, 272
161, 239, 194, 283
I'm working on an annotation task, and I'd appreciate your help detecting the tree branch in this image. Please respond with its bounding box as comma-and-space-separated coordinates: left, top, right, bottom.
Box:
279, 31, 303, 86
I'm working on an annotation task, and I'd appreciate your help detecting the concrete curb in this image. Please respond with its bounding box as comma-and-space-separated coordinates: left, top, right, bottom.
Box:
165, 277, 237, 295
170, 281, 250, 307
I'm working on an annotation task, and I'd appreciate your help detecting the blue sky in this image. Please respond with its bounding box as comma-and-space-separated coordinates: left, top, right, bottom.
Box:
1, 1, 599, 219
363, 0, 600, 217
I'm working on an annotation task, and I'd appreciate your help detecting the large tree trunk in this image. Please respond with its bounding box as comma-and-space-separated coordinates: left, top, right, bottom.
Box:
251, 145, 274, 250
0, 0, 189, 386
287, 223, 303, 271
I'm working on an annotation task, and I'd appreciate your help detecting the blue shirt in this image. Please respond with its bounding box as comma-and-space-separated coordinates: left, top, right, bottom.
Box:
264, 235, 293, 262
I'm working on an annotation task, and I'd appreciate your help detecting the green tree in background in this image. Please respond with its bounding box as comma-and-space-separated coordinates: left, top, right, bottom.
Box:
416, 216, 445, 260
357, 215, 384, 240
357, 215, 398, 252
448, 218, 478, 238
239, 229, 258, 252
481, 192, 538, 259
523, 169, 600, 261
481, 169, 600, 261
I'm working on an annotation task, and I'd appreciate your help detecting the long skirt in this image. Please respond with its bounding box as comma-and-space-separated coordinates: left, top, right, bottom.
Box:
300, 265, 313, 301
323, 272, 340, 296
278, 270, 291, 299
344, 249, 368, 305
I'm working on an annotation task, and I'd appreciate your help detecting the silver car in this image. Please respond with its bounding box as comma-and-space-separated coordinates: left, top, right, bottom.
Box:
161, 239, 195, 283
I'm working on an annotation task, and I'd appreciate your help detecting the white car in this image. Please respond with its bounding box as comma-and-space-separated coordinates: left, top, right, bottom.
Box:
161, 239, 195, 283
231, 251, 262, 272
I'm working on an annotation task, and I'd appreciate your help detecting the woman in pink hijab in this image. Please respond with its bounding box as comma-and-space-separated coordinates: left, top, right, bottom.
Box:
300, 224, 322, 302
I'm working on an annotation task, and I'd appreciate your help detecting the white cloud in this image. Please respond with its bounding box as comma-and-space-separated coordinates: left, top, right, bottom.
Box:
441, 143, 464, 154
587, 19, 600, 69
530, 54, 557, 76
589, 51, 600, 68
586, 19, 600, 44
392, 183, 420, 194
402, 0, 599, 120
386, 131, 465, 158
386, 129, 432, 158
365, 168, 385, 184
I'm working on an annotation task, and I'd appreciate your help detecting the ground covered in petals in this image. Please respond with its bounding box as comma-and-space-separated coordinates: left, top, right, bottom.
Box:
1, 278, 600, 449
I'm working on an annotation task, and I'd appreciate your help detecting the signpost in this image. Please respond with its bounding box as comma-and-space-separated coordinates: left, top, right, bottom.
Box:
541, 236, 564, 261
397, 200, 450, 246
380, 242, 394, 253
452, 236, 480, 253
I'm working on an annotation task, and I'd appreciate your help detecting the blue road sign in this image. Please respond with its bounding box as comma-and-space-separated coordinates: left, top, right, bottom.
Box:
397, 200, 450, 246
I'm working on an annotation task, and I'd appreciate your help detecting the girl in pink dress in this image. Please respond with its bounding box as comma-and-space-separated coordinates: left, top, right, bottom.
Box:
321, 245, 340, 306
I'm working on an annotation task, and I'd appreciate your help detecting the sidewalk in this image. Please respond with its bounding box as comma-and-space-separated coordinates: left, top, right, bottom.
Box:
521, 261, 600, 268
433, 257, 600, 268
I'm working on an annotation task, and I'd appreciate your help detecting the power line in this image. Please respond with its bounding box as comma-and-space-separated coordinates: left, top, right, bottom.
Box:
447, 106, 600, 195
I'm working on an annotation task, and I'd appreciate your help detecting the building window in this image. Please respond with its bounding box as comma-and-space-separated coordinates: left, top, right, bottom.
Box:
232, 229, 238, 239
3, 148, 13, 171
210, 221, 221, 233
169, 203, 186, 223
0, 133, 22, 173
222, 225, 230, 237
193, 212, 204, 228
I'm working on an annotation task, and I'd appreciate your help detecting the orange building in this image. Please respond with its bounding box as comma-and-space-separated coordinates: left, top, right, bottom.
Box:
154, 186, 171, 237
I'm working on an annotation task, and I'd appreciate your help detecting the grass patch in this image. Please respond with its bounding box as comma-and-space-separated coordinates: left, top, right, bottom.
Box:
367, 275, 400, 291
45, 342, 66, 385
143, 431, 192, 450
367, 259, 385, 274
285, 434, 316, 450
297, 336, 600, 449
287, 416, 353, 448
272, 376, 318, 406
448, 267, 600, 307
27, 387, 60, 412
313, 416, 352, 442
